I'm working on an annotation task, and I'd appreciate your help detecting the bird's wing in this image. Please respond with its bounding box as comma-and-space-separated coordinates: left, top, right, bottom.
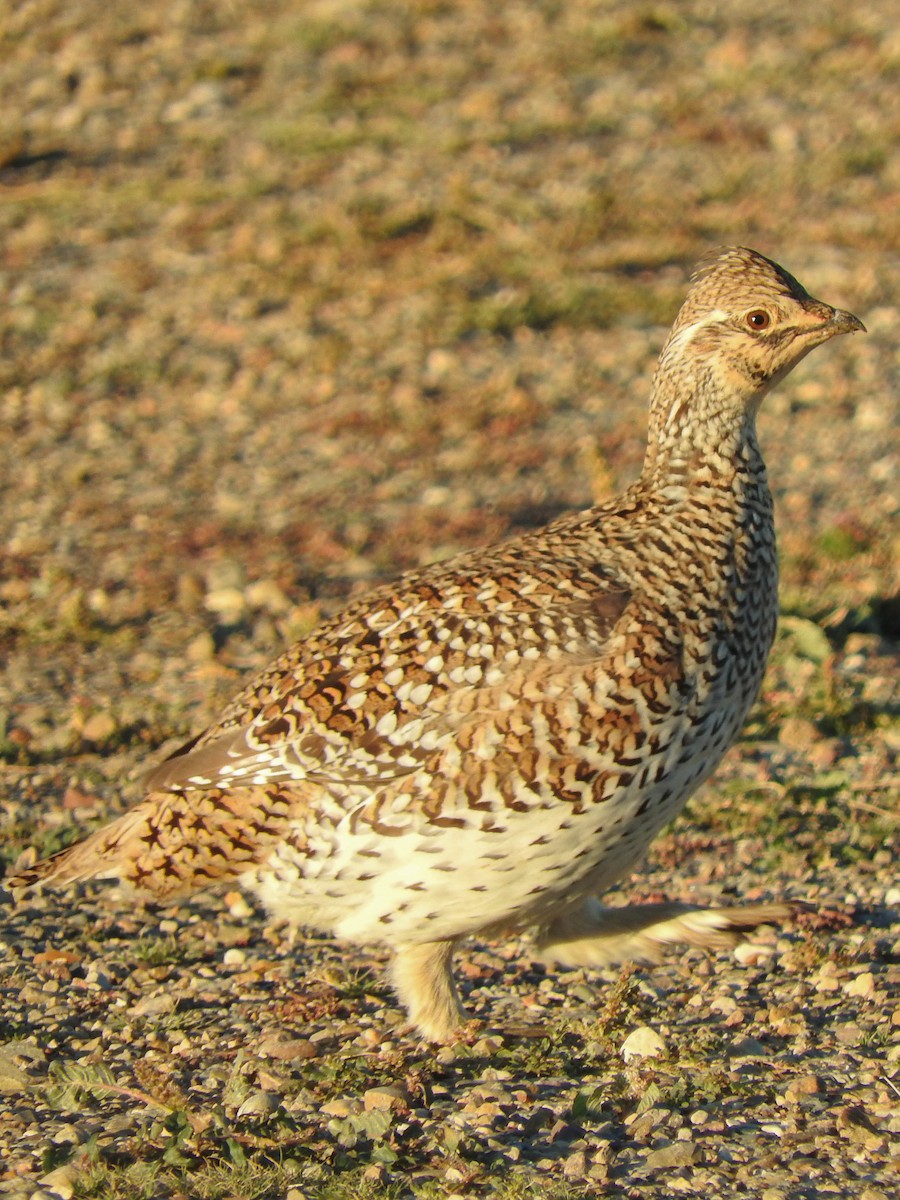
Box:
143, 585, 636, 795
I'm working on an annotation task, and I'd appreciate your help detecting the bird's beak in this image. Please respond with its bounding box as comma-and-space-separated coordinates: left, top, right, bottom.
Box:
828, 308, 866, 335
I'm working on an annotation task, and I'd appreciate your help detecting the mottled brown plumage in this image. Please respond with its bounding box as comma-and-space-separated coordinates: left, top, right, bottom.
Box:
6, 247, 864, 1040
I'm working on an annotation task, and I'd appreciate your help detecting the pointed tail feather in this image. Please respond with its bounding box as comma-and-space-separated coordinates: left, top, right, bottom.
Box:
5, 784, 299, 901
5, 797, 192, 898
5, 842, 119, 894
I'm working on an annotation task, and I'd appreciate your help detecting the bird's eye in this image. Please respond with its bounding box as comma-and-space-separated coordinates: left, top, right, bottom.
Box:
745, 309, 771, 330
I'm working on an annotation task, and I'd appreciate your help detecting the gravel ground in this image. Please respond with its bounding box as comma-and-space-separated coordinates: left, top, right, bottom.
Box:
0, 1, 897, 1197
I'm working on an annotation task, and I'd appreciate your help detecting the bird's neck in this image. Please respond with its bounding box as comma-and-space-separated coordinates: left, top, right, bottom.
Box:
641, 371, 765, 492
635, 382, 776, 632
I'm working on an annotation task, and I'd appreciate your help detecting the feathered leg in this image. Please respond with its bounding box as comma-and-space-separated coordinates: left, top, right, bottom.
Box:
390, 939, 466, 1042
535, 899, 790, 969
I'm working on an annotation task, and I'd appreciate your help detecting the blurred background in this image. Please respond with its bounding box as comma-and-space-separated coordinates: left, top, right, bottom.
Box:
0, 0, 896, 820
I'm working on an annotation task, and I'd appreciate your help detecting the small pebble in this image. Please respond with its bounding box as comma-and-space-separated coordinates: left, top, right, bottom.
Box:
842, 971, 875, 998
364, 1085, 409, 1111
621, 1026, 666, 1061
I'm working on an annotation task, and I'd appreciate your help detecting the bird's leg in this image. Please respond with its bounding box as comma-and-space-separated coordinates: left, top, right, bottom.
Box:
390, 939, 466, 1042
535, 898, 791, 969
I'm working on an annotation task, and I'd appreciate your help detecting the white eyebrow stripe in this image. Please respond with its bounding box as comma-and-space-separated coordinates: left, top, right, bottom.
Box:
666, 308, 731, 354
661, 308, 732, 430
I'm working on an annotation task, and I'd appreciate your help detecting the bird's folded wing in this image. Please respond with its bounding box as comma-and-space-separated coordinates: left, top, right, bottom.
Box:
143, 588, 637, 795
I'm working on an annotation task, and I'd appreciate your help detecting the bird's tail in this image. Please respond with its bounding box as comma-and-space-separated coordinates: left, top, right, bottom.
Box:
5, 784, 299, 901
8, 815, 133, 890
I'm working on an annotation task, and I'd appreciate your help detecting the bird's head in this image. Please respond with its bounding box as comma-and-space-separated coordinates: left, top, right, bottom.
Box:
650, 247, 865, 457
